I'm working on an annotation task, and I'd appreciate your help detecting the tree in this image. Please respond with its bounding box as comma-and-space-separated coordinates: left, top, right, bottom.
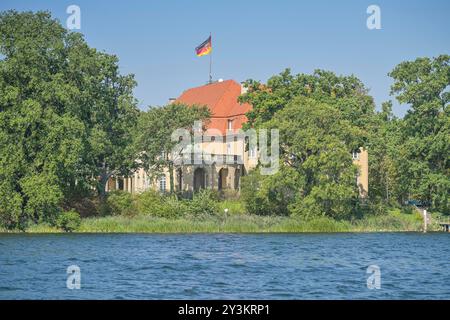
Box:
240, 69, 375, 137
365, 101, 404, 204
135, 103, 210, 193
78, 50, 139, 198
0, 11, 138, 228
268, 96, 361, 218
239, 70, 373, 218
389, 55, 450, 211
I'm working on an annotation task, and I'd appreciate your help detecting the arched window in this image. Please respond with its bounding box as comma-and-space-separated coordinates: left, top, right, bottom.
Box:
194, 168, 205, 192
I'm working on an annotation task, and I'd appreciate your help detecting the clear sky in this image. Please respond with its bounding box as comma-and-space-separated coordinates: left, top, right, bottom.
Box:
1, 0, 449, 116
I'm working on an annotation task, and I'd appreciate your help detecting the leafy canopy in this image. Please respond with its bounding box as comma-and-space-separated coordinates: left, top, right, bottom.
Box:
0, 11, 139, 228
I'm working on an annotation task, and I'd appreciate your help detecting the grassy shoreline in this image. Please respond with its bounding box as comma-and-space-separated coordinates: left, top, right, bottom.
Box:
0, 210, 434, 233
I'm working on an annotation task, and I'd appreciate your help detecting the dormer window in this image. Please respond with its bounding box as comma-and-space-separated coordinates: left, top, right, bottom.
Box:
227, 119, 233, 130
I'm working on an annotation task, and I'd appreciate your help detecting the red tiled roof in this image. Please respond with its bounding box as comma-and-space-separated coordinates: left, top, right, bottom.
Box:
175, 80, 251, 133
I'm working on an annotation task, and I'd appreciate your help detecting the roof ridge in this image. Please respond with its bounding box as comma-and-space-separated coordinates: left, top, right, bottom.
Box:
181, 79, 234, 93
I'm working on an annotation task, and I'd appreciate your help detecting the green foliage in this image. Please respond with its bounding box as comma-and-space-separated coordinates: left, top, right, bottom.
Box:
137, 190, 187, 218
289, 182, 358, 220
239, 69, 371, 219
241, 94, 361, 218
0, 11, 139, 229
388, 55, 449, 212
240, 68, 375, 136
136, 190, 165, 216
101, 189, 222, 219
241, 167, 300, 216
161, 196, 189, 218
20, 173, 63, 223
56, 210, 81, 232
217, 200, 246, 215
106, 191, 136, 216
75, 210, 423, 233
187, 189, 219, 217
365, 101, 404, 204
0, 183, 24, 229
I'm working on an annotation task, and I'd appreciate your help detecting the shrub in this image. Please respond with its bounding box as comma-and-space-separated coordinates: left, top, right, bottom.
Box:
218, 199, 246, 215
218, 189, 240, 200
63, 197, 100, 218
356, 198, 392, 217
160, 196, 188, 218
56, 210, 81, 232
0, 185, 24, 230
107, 191, 136, 216
97, 199, 113, 216
289, 183, 358, 220
187, 189, 219, 217
20, 173, 64, 224
240, 170, 271, 215
241, 168, 300, 216
137, 190, 187, 218
136, 190, 165, 215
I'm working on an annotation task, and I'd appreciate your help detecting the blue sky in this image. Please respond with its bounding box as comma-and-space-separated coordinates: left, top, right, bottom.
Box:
1, 0, 449, 116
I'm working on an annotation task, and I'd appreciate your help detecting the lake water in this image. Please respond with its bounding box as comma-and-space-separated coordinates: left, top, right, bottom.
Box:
0, 233, 448, 299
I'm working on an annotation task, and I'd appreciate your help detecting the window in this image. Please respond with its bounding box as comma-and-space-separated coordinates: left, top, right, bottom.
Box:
227, 119, 233, 130
211, 136, 215, 142
159, 175, 166, 192
352, 151, 360, 160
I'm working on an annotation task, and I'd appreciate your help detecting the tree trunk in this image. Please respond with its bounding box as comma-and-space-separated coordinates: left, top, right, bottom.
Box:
168, 161, 174, 194
98, 171, 110, 200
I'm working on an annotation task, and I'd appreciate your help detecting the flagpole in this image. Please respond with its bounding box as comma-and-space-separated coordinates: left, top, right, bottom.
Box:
209, 32, 212, 84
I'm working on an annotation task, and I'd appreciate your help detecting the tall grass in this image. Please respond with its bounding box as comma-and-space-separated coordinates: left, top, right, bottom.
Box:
217, 199, 246, 215
0, 206, 430, 234
74, 212, 423, 233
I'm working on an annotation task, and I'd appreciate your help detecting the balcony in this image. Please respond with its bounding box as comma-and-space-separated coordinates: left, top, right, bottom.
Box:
177, 152, 243, 165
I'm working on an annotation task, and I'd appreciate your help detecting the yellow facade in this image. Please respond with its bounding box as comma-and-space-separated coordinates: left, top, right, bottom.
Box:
352, 148, 369, 198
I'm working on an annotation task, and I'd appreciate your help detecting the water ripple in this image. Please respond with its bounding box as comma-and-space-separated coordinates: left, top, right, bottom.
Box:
0, 233, 449, 299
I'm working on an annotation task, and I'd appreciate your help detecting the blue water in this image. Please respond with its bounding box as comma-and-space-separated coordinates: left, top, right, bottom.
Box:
0, 233, 448, 299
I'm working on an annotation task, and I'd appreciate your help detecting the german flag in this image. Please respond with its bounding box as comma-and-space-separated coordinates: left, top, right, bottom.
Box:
195, 36, 212, 56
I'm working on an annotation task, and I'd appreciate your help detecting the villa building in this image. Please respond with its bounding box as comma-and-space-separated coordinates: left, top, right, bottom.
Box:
106, 79, 368, 197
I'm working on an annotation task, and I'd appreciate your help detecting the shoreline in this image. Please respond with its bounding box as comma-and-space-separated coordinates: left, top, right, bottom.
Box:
0, 211, 432, 234
0, 231, 436, 234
